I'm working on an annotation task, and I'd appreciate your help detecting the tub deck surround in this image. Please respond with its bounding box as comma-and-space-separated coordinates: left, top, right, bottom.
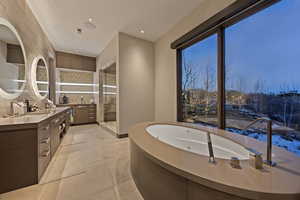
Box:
129, 122, 300, 200
0, 107, 71, 131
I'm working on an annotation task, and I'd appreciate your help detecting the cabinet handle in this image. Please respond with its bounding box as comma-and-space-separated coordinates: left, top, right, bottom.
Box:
41, 137, 50, 144
43, 125, 50, 131
41, 150, 50, 157
53, 118, 59, 124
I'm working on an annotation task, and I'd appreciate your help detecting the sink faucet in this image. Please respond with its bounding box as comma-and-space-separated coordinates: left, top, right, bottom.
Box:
10, 101, 24, 116
243, 117, 276, 167
206, 132, 216, 164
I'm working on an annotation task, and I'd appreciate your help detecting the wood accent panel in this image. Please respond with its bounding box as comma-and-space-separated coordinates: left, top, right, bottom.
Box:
130, 140, 250, 200
131, 141, 187, 200
6, 44, 25, 64
56, 51, 96, 72
0, 109, 71, 194
0, 129, 38, 194
56, 104, 97, 125
73, 104, 97, 124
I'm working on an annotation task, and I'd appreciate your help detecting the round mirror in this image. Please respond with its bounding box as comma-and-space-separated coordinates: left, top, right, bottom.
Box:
0, 18, 26, 99
31, 56, 49, 99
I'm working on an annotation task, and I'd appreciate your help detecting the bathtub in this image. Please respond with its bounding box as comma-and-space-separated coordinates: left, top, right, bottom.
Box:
146, 124, 250, 160
129, 122, 300, 200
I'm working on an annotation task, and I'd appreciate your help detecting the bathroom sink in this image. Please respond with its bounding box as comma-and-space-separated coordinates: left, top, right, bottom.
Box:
26, 110, 54, 115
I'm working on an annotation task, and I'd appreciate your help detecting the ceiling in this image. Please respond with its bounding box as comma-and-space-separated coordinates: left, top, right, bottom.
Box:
26, 0, 203, 57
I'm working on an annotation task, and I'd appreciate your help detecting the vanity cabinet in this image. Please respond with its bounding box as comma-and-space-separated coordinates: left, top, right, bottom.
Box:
57, 104, 97, 125
73, 104, 96, 124
50, 117, 61, 157
0, 107, 71, 194
73, 105, 90, 124
37, 121, 51, 180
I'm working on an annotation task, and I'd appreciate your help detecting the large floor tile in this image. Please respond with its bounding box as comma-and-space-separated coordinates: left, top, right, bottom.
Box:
1, 124, 143, 200
0, 184, 43, 200
115, 180, 143, 200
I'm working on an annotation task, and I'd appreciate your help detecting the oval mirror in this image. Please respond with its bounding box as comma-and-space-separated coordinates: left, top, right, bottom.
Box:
0, 18, 26, 99
31, 56, 49, 99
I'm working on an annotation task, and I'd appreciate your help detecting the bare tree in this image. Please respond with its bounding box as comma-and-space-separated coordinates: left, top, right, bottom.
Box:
253, 79, 265, 113
182, 56, 198, 92
235, 77, 246, 110
181, 56, 199, 119
202, 59, 215, 119
279, 83, 291, 127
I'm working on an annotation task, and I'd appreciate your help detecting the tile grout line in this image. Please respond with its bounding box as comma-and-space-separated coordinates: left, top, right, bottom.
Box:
39, 171, 87, 186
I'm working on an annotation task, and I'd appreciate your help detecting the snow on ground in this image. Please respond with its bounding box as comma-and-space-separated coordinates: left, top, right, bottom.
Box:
226, 128, 300, 156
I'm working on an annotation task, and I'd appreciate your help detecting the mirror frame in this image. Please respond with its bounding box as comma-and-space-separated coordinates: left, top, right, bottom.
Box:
31, 56, 49, 100
0, 17, 27, 100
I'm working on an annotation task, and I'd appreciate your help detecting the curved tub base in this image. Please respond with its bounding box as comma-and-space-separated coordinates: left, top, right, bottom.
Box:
130, 140, 249, 200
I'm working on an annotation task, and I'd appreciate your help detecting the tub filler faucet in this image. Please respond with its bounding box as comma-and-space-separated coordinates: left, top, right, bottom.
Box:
243, 117, 276, 167
206, 132, 216, 164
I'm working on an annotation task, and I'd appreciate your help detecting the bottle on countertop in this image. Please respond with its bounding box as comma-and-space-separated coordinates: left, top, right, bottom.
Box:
24, 99, 30, 112
62, 94, 69, 104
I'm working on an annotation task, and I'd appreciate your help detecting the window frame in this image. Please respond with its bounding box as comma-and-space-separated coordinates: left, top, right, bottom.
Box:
176, 0, 281, 129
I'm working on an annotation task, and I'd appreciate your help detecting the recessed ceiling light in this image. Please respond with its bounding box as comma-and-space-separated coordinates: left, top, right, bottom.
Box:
140, 29, 145, 34
76, 28, 82, 34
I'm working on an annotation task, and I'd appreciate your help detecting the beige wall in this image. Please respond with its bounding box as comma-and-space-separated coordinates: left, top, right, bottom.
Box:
154, 0, 235, 122
95, 33, 155, 135
0, 0, 55, 116
118, 33, 155, 135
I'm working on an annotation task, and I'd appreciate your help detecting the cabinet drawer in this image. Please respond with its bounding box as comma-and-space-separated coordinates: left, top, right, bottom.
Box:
38, 124, 50, 141
39, 141, 51, 154
88, 116, 96, 122
39, 137, 51, 149
38, 147, 51, 179
88, 112, 96, 116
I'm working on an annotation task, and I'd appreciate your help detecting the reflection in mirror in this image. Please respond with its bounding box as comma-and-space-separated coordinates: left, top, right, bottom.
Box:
32, 57, 49, 99
0, 21, 26, 98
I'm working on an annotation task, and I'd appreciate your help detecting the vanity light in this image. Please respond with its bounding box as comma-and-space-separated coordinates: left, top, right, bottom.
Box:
103, 92, 117, 95
140, 29, 145, 34
57, 82, 96, 86
56, 91, 98, 94
13, 80, 48, 84
88, 18, 93, 22
36, 81, 49, 85
103, 84, 117, 88
13, 80, 26, 83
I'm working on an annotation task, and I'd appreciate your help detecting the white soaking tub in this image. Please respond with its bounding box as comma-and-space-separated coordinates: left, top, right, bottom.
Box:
146, 124, 249, 160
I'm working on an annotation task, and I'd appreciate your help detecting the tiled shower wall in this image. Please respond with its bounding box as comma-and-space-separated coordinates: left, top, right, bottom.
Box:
56, 69, 95, 104
0, 0, 55, 116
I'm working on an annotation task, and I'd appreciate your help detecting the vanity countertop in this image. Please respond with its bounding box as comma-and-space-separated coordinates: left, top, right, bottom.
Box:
0, 107, 71, 131
56, 103, 96, 106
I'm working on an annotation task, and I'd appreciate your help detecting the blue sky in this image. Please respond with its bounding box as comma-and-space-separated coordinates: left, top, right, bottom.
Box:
182, 0, 300, 94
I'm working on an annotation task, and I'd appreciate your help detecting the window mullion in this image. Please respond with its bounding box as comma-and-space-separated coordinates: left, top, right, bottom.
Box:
217, 27, 225, 129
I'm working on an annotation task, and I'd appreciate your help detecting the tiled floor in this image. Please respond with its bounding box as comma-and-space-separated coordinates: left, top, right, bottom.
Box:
0, 124, 143, 200
101, 121, 118, 134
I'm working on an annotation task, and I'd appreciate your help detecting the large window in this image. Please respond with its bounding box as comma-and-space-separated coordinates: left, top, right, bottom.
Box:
225, 0, 300, 155
177, 0, 300, 156
181, 34, 217, 126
